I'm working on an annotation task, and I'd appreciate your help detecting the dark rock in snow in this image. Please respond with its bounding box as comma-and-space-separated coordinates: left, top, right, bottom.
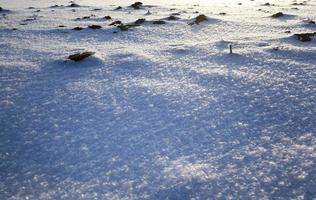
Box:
68, 51, 95, 61
114, 6, 122, 10
271, 12, 284, 18
113, 19, 145, 31
292, 2, 305, 5
118, 24, 129, 31
88, 25, 102, 29
134, 18, 146, 25
104, 16, 112, 20
73, 27, 83, 30
23, 18, 36, 22
109, 20, 122, 26
166, 15, 180, 20
294, 33, 315, 42
76, 16, 90, 20
0, 7, 10, 13
153, 20, 166, 25
131, 2, 143, 9
189, 14, 208, 25
50, 5, 62, 8
58, 25, 66, 28
69, 3, 80, 8
262, 2, 275, 6
195, 14, 208, 23
308, 20, 315, 24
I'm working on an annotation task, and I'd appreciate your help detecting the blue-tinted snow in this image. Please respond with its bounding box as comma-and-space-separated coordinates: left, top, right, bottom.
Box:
0, 0, 315, 199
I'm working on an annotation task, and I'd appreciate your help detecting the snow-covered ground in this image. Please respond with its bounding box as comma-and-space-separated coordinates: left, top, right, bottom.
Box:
0, 0, 315, 199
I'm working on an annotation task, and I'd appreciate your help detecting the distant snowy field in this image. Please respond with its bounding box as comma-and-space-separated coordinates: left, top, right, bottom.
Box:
0, 0, 315, 199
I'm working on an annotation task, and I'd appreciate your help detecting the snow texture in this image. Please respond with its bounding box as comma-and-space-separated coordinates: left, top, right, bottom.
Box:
0, 0, 315, 199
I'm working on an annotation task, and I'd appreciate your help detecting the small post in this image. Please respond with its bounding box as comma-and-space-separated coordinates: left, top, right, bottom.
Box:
229, 44, 233, 54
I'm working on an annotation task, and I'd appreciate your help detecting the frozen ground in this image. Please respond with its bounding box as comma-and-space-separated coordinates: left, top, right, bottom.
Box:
0, 0, 315, 199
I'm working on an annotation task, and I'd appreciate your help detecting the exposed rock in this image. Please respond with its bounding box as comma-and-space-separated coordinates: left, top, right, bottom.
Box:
262, 2, 275, 6
308, 20, 315, 24
58, 25, 66, 27
196, 14, 208, 23
50, 5, 61, 8
292, 2, 305, 5
0, 7, 10, 12
76, 16, 90, 20
68, 51, 95, 61
134, 18, 146, 25
272, 46, 279, 51
114, 6, 122, 10
23, 18, 36, 22
166, 15, 180, 20
153, 20, 166, 25
271, 12, 284, 18
189, 14, 208, 25
117, 24, 129, 31
219, 12, 226, 15
109, 20, 122, 26
294, 33, 315, 42
88, 25, 102, 29
69, 3, 80, 7
92, 8, 102, 11
171, 13, 181, 16
104, 16, 112, 20
73, 27, 83, 30
131, 2, 143, 9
